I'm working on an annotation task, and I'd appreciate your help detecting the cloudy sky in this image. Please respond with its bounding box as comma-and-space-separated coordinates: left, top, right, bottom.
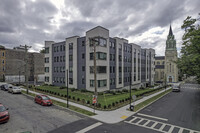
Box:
0, 0, 199, 56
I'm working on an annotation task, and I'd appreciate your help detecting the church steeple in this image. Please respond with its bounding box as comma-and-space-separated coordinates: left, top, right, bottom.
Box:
166, 25, 176, 51
169, 25, 173, 36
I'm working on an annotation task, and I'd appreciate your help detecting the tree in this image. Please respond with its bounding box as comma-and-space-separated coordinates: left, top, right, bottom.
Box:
177, 14, 200, 83
40, 48, 45, 53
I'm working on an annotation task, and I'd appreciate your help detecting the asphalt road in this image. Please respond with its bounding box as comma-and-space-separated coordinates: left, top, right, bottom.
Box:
49, 83, 200, 133
0, 88, 83, 133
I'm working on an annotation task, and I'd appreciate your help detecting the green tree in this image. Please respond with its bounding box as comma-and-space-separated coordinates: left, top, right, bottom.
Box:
177, 14, 200, 83
40, 48, 45, 53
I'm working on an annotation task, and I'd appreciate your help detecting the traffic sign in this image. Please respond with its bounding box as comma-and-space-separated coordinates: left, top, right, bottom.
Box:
93, 95, 97, 104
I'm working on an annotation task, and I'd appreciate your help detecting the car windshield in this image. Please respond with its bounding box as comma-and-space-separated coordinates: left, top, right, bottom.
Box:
0, 106, 6, 112
42, 96, 50, 100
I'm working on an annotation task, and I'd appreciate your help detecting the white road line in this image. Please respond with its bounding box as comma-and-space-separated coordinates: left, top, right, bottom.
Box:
168, 125, 174, 133
137, 113, 168, 121
143, 120, 150, 126
124, 116, 200, 133
151, 122, 158, 129
76, 122, 102, 133
159, 124, 166, 131
135, 118, 144, 125
178, 127, 183, 133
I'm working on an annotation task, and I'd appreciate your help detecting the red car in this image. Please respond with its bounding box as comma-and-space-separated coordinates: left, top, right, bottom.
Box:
0, 103, 9, 123
34, 95, 53, 106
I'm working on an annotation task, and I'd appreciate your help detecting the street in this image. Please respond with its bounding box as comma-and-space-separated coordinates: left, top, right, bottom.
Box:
0, 88, 84, 133
49, 83, 200, 133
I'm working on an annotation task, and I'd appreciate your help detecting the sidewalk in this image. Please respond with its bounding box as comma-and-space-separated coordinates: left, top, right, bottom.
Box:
20, 86, 171, 124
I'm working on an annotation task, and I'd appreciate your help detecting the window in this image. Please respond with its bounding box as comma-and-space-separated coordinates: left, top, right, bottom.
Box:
45, 67, 49, 72
99, 38, 107, 47
60, 77, 62, 83
82, 66, 85, 71
69, 55, 73, 61
2, 60, 4, 64
60, 45, 63, 51
110, 66, 112, 73
98, 80, 107, 87
63, 56, 65, 62
90, 52, 106, 60
82, 53, 85, 59
119, 55, 122, 61
54, 67, 56, 72
45, 57, 49, 63
90, 66, 107, 73
60, 67, 62, 72
45, 76, 49, 82
82, 78, 85, 84
90, 53, 94, 60
63, 77, 65, 83
90, 80, 94, 87
110, 54, 112, 61
57, 46, 59, 52
82, 41, 85, 46
110, 42, 112, 47
69, 78, 73, 84
63, 66, 65, 73
157, 61, 160, 65
63, 45, 65, 51
113, 42, 115, 49
69, 43, 73, 49
119, 67, 122, 73
162, 61, 165, 65
54, 47, 56, 52
54, 57, 56, 62
57, 56, 59, 62
57, 67, 59, 72
113, 67, 115, 73
119, 44, 122, 50
119, 77, 122, 84
69, 67, 73, 73
45, 47, 49, 53
124, 56, 127, 62
60, 56, 62, 62
2, 52, 4, 56
2, 66, 5, 71
113, 55, 115, 61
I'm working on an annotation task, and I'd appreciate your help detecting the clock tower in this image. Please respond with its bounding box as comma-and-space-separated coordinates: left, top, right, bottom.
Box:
165, 25, 178, 82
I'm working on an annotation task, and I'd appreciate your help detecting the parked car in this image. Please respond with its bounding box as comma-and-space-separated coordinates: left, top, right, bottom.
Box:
34, 95, 53, 106
8, 86, 22, 94
1, 84, 10, 91
172, 83, 181, 92
0, 103, 9, 123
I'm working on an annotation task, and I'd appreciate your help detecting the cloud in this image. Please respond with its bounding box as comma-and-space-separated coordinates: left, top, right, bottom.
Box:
0, 0, 199, 55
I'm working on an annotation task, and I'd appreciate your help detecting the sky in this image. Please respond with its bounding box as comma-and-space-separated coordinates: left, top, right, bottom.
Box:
0, 0, 199, 56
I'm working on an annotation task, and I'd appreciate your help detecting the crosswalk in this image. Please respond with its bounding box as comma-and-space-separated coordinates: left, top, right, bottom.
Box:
124, 116, 200, 133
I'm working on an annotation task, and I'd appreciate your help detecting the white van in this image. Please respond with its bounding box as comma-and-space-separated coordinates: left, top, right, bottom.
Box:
172, 83, 181, 92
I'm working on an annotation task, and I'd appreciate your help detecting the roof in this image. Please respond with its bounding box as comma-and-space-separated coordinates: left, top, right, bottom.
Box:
155, 65, 165, 69
169, 25, 173, 36
155, 56, 165, 60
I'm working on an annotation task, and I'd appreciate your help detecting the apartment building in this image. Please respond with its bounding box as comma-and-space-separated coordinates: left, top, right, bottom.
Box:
44, 26, 155, 92
0, 45, 44, 83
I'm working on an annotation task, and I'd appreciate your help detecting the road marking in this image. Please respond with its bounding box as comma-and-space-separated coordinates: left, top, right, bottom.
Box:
76, 122, 102, 133
137, 113, 168, 121
120, 115, 128, 119
124, 116, 200, 133
168, 125, 174, 133
135, 118, 144, 125
159, 123, 166, 131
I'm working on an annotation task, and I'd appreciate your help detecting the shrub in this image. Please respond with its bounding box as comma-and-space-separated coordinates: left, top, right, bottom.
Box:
80, 89, 87, 92
86, 100, 90, 104
119, 100, 122, 103
140, 86, 145, 90
111, 91, 116, 95
108, 104, 111, 108
97, 103, 101, 108
60, 86, 66, 89
57, 93, 60, 96
132, 88, 137, 91
77, 98, 80, 101
122, 99, 124, 103
68, 95, 71, 99
71, 88, 75, 92
116, 90, 122, 94
115, 101, 119, 105
61, 94, 63, 97
54, 92, 57, 95
82, 99, 85, 104
122, 89, 128, 93
72, 96, 76, 100
112, 102, 115, 107
64, 95, 67, 98
104, 105, 107, 109
98, 92, 104, 95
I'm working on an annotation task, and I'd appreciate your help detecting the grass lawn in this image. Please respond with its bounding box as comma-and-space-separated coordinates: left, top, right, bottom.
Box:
21, 90, 96, 116
27, 85, 164, 110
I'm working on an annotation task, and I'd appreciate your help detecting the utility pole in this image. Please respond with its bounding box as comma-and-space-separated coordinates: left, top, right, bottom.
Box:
20, 44, 31, 94
129, 72, 132, 110
66, 69, 69, 108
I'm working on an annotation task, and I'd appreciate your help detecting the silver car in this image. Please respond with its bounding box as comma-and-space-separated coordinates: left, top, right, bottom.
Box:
8, 86, 22, 94
172, 84, 180, 92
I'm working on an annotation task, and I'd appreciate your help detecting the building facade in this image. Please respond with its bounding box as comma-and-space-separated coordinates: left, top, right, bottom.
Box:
0, 45, 45, 83
155, 25, 178, 83
44, 26, 155, 91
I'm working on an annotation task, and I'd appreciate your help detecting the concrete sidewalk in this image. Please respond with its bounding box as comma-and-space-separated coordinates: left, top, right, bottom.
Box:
19, 86, 171, 124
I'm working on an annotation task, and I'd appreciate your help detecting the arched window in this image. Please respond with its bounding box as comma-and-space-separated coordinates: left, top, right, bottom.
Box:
162, 61, 165, 65
157, 61, 160, 65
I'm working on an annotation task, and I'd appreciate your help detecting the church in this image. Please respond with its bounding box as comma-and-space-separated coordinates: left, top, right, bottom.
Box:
155, 25, 179, 83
